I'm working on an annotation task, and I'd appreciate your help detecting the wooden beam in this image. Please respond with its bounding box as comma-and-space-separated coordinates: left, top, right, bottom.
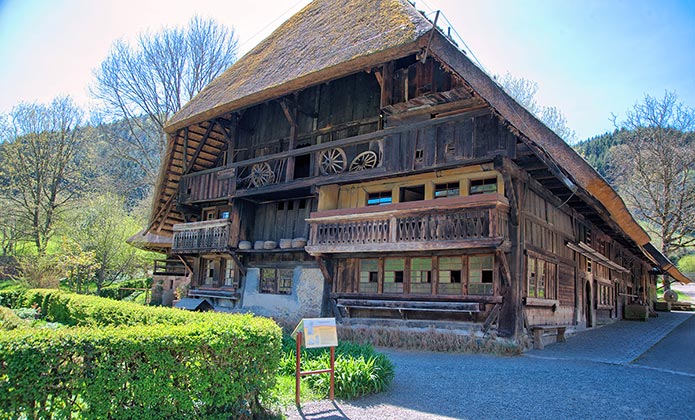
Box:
146, 192, 176, 233
282, 96, 298, 182
373, 69, 383, 88
496, 249, 513, 287
315, 255, 334, 284
229, 252, 247, 276
184, 121, 216, 175
182, 128, 188, 173
380, 61, 393, 108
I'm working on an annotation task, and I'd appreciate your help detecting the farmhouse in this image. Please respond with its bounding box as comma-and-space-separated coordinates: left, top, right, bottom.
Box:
133, 0, 689, 341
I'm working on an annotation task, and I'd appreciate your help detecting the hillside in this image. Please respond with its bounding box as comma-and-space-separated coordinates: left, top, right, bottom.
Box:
573, 129, 627, 183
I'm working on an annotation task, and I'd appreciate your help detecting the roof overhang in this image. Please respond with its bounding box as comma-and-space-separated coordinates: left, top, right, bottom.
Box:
566, 242, 630, 274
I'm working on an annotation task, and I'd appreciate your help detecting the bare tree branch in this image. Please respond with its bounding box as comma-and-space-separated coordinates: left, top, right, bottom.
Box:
91, 16, 238, 191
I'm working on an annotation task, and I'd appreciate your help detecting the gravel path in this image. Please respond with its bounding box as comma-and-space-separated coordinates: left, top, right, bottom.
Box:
284, 312, 695, 420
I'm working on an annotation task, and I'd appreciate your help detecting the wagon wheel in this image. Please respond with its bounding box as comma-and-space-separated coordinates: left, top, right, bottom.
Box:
249, 162, 275, 187
318, 148, 347, 175
349, 151, 379, 172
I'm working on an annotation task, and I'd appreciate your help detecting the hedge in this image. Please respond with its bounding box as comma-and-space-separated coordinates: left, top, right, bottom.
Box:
0, 284, 26, 309
98, 278, 153, 300
0, 290, 282, 419
21, 288, 194, 327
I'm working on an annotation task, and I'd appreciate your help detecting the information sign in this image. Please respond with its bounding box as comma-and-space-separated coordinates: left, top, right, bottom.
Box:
292, 317, 338, 348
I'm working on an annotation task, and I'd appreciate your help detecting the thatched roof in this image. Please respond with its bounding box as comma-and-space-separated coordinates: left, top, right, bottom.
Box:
165, 0, 432, 133
146, 0, 687, 283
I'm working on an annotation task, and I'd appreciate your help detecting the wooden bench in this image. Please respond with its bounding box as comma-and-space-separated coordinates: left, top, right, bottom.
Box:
529, 325, 567, 349
336, 299, 480, 319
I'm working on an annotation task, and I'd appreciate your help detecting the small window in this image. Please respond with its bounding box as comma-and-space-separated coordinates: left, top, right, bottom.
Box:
294, 154, 311, 179
359, 259, 379, 293
204, 209, 216, 220
445, 143, 455, 155
287, 201, 294, 210
439, 256, 463, 295
220, 211, 230, 219
223, 259, 237, 288
278, 202, 285, 210
260, 268, 293, 295
415, 149, 424, 162
410, 257, 432, 294
470, 178, 498, 195
384, 258, 404, 294
367, 191, 392, 206
435, 182, 460, 199
400, 185, 425, 203
299, 199, 306, 209
204, 259, 215, 286
469, 255, 494, 295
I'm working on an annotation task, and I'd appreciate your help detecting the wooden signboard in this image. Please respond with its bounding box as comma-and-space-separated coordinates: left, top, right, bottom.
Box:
292, 318, 337, 405
292, 317, 338, 348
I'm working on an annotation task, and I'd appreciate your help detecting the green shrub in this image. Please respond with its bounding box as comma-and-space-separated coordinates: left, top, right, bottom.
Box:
279, 336, 394, 399
0, 282, 27, 309
21, 288, 193, 327
99, 277, 153, 300
0, 289, 282, 419
0, 306, 24, 330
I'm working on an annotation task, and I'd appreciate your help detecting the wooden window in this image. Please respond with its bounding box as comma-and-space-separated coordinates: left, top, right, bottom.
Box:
469, 255, 493, 295
260, 268, 293, 295
438, 256, 463, 295
410, 257, 432, 294
445, 143, 455, 155
223, 259, 237, 288
435, 182, 460, 199
204, 208, 217, 220
470, 178, 498, 195
527, 256, 558, 299
598, 283, 614, 307
400, 185, 425, 203
367, 191, 392, 206
383, 258, 404, 294
203, 259, 215, 286
414, 149, 424, 162
359, 259, 379, 293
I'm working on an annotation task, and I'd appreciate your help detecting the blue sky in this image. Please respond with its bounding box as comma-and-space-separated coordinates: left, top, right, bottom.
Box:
0, 0, 693, 141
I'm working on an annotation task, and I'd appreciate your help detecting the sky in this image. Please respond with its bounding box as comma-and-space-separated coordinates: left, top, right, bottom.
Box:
0, 0, 693, 141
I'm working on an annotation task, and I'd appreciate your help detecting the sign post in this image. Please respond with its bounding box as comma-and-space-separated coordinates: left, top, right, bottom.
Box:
291, 318, 338, 406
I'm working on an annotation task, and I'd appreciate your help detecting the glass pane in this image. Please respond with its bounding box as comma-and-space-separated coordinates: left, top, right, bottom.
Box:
361, 259, 378, 271
384, 258, 405, 271
411, 258, 432, 271
469, 283, 493, 295
439, 257, 462, 271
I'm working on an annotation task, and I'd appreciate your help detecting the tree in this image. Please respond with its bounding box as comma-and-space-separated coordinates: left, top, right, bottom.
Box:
497, 72, 577, 142
64, 193, 156, 294
0, 97, 88, 254
609, 91, 695, 258
91, 16, 238, 189
0, 197, 29, 257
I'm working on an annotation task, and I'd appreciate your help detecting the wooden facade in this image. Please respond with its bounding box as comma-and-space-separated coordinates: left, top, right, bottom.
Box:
139, 0, 688, 342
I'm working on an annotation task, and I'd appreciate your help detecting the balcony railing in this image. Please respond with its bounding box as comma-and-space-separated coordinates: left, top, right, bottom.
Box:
172, 219, 231, 254
306, 194, 509, 254
153, 259, 188, 276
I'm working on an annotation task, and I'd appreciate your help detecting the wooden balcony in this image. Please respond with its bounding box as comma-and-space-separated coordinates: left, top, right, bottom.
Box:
176, 107, 505, 205
171, 219, 231, 254
153, 259, 188, 276
306, 194, 509, 254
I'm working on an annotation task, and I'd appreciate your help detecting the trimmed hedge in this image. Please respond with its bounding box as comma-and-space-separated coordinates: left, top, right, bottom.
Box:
0, 289, 282, 419
21, 288, 194, 327
0, 284, 26, 309
98, 278, 153, 300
